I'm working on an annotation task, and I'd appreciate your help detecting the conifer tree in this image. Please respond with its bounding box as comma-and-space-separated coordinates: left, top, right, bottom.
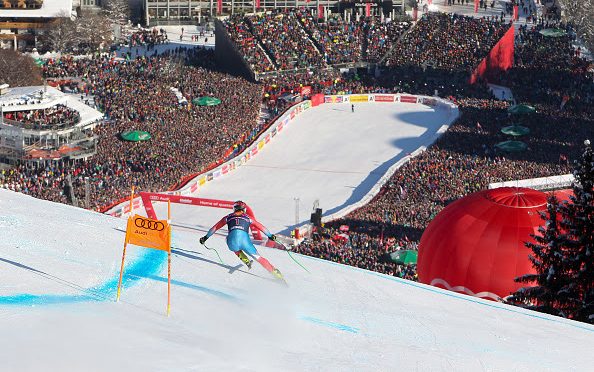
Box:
511, 140, 593, 324
559, 140, 594, 323
510, 195, 571, 317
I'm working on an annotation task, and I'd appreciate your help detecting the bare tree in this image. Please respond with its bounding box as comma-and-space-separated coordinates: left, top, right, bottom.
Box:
558, 0, 594, 52
75, 10, 114, 51
38, 11, 77, 52
104, 0, 130, 25
0, 50, 43, 87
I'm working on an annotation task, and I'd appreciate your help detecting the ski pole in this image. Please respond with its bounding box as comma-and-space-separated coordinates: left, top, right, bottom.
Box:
276, 240, 310, 273
202, 242, 225, 265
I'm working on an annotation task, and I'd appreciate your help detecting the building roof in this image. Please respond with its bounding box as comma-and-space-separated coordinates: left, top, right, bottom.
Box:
0, 85, 65, 111
0, 0, 72, 19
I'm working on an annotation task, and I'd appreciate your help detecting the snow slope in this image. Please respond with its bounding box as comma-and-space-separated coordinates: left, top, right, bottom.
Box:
1, 102, 593, 371
151, 101, 454, 235
1, 190, 593, 371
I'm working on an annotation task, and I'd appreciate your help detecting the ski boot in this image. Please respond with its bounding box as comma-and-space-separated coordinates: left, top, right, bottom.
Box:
237, 251, 253, 269
272, 268, 285, 281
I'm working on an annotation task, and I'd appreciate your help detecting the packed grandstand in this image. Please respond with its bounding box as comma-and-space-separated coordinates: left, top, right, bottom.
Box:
1, 7, 592, 284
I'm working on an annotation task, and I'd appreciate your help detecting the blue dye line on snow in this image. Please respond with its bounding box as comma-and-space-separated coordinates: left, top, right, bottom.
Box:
300, 316, 359, 334
0, 249, 167, 306
299, 254, 594, 333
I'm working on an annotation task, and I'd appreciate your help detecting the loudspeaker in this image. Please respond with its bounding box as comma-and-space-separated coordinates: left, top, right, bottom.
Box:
311, 208, 323, 226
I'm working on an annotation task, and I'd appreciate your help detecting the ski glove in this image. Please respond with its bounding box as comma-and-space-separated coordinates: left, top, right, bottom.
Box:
199, 236, 208, 244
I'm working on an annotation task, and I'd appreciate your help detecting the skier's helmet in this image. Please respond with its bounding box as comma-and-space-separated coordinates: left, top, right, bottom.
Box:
233, 200, 247, 213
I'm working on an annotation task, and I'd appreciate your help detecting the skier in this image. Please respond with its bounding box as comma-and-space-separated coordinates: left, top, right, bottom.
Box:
199, 201, 284, 281
351, 104, 355, 113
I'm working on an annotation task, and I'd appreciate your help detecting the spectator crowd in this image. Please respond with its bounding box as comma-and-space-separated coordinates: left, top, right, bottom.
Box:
2, 104, 81, 129
2, 48, 264, 210
1, 9, 592, 283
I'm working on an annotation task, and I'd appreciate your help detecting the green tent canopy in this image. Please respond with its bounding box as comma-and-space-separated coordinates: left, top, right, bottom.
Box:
192, 96, 222, 106
508, 104, 536, 115
501, 125, 530, 136
120, 130, 151, 142
539, 28, 567, 37
389, 250, 418, 265
495, 140, 528, 152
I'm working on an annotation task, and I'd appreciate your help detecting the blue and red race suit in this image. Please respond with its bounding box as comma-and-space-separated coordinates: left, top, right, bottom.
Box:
204, 212, 272, 255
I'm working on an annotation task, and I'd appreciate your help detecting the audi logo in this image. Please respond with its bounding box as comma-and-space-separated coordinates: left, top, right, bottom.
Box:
135, 217, 165, 231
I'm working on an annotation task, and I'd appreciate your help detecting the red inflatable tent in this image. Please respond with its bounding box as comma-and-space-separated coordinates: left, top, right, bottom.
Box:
418, 187, 547, 301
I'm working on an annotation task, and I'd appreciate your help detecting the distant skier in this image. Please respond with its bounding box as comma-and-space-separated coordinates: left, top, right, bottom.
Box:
200, 201, 284, 281
351, 104, 355, 113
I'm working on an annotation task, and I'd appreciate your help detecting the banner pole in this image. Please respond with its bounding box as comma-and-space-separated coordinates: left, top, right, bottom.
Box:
116, 242, 128, 301
128, 186, 135, 216
116, 186, 136, 301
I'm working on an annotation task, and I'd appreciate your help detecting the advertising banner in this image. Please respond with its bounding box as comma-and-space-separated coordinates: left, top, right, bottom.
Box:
311, 93, 325, 107
126, 215, 170, 252
349, 95, 368, 102
400, 95, 418, 103
324, 95, 343, 103
374, 95, 395, 102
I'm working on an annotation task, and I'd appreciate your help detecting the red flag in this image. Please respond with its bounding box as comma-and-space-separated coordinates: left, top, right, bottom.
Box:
300, 85, 312, 96
474, 0, 479, 13
513, 5, 519, 20
256, 0, 260, 7
217, 0, 222, 14
318, 5, 323, 19
365, 3, 371, 17
412, 7, 418, 21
